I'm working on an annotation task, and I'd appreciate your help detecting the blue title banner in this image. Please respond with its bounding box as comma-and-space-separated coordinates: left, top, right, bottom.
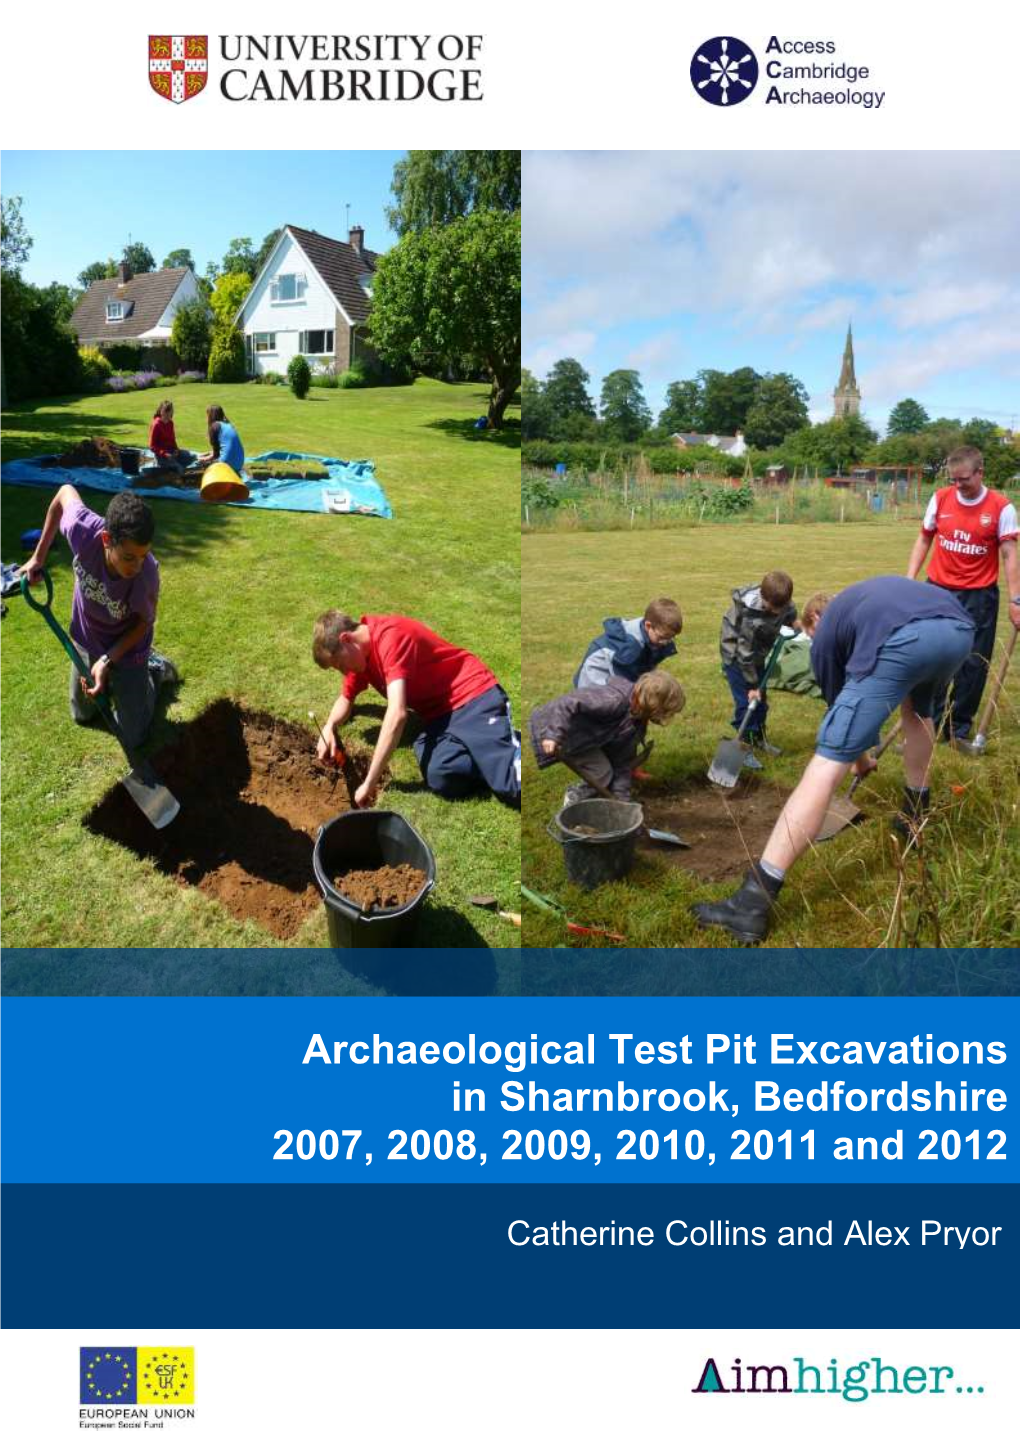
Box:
2, 996, 1013, 1184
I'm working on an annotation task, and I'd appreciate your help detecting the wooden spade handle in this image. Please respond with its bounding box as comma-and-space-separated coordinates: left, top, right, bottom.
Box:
974, 628, 1018, 742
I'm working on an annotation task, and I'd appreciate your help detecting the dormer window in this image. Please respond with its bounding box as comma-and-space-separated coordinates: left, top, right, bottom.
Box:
358, 274, 373, 299
106, 301, 125, 322
270, 272, 306, 303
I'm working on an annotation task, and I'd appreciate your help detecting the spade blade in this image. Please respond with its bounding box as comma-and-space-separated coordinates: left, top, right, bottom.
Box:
122, 762, 180, 830
815, 793, 864, 842
707, 737, 746, 788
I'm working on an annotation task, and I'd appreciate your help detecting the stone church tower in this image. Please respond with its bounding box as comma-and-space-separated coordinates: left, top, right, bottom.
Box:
833, 323, 862, 418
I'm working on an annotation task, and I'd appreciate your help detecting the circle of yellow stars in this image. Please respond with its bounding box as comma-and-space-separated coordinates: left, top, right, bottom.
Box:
84, 1351, 132, 1401
142, 1351, 191, 1400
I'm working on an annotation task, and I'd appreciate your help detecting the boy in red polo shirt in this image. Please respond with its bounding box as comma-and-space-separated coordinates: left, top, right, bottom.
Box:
906, 445, 1019, 748
312, 611, 521, 808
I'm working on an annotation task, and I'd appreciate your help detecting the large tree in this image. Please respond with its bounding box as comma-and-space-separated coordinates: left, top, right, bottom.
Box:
386, 150, 521, 234
785, 414, 878, 472
698, 366, 762, 434
658, 379, 703, 434
77, 259, 116, 288
369, 209, 520, 427
255, 229, 283, 275
743, 372, 811, 449
122, 241, 155, 274
209, 271, 252, 329
543, 357, 595, 430
521, 369, 552, 440
220, 237, 259, 276
1, 195, 32, 273
886, 398, 930, 436
162, 247, 196, 271
599, 369, 652, 442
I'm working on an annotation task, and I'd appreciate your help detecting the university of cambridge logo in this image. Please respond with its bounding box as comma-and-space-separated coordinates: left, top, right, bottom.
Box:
148, 36, 208, 103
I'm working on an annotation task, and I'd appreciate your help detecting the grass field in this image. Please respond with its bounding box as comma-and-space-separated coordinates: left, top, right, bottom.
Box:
1, 379, 521, 991
522, 523, 1020, 990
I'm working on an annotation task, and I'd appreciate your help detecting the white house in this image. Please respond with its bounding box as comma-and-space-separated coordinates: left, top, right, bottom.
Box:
70, 263, 202, 358
672, 430, 748, 457
236, 223, 379, 377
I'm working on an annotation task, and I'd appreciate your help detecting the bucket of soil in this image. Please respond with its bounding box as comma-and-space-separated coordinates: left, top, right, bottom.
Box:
313, 810, 436, 952
549, 798, 643, 890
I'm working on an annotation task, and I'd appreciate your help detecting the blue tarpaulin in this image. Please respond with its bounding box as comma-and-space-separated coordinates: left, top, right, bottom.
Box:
0, 450, 392, 518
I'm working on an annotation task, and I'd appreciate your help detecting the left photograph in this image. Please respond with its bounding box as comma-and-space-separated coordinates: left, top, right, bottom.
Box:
0, 150, 522, 988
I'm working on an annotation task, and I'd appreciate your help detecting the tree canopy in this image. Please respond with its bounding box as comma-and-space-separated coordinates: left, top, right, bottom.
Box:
600, 370, 652, 442
122, 242, 155, 274
543, 358, 595, 426
162, 247, 196, 271
220, 237, 259, 276
171, 296, 212, 370
386, 150, 521, 234
742, 373, 811, 449
370, 208, 520, 426
1, 195, 32, 274
77, 259, 116, 288
886, 398, 930, 436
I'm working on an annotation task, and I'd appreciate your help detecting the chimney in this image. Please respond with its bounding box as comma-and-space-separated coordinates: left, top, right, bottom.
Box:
117, 260, 133, 284
349, 225, 364, 255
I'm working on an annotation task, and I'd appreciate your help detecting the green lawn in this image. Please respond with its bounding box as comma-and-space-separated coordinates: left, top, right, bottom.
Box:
1, 379, 521, 989
522, 524, 1020, 981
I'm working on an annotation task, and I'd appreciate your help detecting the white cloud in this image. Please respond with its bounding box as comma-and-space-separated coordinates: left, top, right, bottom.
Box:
524, 331, 598, 379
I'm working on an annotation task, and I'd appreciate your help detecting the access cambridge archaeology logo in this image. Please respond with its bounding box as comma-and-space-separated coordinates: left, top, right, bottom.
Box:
148, 37, 209, 104
690, 33, 886, 110
79, 1346, 195, 1428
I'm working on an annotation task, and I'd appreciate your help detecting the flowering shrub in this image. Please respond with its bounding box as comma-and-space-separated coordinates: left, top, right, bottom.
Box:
106, 370, 161, 393
78, 346, 113, 389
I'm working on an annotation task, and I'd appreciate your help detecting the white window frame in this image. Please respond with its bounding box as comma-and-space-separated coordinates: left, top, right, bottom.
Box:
106, 301, 125, 322
299, 329, 335, 356
269, 272, 307, 304
253, 331, 277, 355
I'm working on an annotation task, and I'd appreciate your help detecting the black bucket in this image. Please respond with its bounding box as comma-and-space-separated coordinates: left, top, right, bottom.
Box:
120, 447, 140, 477
548, 798, 643, 890
312, 810, 436, 949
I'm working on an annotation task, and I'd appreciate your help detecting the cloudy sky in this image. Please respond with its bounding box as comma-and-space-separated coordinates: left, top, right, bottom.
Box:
523, 152, 1020, 433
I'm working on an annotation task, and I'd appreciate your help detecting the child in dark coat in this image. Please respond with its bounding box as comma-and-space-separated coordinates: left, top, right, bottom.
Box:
719, 570, 797, 767
530, 671, 685, 805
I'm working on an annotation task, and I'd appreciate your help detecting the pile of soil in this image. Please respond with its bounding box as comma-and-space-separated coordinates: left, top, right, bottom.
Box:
85, 700, 371, 939
334, 864, 427, 913
43, 437, 123, 469
134, 463, 208, 491
247, 459, 329, 481
639, 774, 793, 881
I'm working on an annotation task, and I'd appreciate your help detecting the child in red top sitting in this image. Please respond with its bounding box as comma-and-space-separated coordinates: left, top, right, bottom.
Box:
147, 400, 195, 475
312, 610, 521, 808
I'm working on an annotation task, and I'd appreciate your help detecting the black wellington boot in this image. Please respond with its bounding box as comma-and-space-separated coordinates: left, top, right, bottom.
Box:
692, 867, 778, 945
892, 785, 930, 840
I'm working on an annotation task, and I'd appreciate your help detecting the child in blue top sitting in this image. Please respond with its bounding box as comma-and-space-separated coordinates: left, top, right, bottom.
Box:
200, 404, 245, 473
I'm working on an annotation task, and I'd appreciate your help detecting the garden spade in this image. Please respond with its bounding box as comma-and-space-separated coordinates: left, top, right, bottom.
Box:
958, 628, 1017, 755
707, 628, 792, 788
815, 717, 903, 842
21, 571, 180, 830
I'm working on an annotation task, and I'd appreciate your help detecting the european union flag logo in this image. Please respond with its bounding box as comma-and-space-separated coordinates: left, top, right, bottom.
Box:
80, 1347, 137, 1403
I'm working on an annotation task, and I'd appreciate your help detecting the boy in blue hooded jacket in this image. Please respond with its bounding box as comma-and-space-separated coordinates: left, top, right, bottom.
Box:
573, 597, 682, 690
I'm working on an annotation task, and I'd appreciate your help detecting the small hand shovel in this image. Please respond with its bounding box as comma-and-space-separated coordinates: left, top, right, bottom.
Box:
815, 718, 902, 841
562, 758, 690, 848
708, 629, 791, 788
468, 895, 522, 927
21, 571, 180, 830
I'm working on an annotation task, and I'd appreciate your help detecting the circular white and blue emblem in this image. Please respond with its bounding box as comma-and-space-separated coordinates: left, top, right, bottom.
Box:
690, 37, 759, 106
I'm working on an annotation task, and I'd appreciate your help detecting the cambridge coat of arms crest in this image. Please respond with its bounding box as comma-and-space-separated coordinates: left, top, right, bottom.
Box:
149, 36, 209, 103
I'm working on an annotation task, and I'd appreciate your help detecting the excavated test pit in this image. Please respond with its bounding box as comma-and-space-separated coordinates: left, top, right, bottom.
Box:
85, 700, 370, 939
638, 774, 794, 881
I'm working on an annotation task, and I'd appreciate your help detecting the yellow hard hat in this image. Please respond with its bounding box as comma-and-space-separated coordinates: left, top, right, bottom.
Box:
200, 462, 249, 503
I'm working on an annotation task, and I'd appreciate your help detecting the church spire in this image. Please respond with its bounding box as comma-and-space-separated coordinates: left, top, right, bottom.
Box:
833, 322, 862, 418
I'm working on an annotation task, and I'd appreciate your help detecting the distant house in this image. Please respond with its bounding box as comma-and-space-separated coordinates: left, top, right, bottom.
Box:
671, 430, 747, 457
236, 224, 379, 376
70, 262, 201, 364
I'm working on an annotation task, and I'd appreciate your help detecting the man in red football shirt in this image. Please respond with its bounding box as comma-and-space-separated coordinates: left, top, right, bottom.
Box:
906, 445, 1019, 750
312, 611, 521, 808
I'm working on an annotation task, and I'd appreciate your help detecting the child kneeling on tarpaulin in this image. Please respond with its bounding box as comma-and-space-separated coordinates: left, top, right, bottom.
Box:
529, 671, 685, 806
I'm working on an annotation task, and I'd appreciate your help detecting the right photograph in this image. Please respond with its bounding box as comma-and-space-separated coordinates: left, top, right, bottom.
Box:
521, 150, 1019, 977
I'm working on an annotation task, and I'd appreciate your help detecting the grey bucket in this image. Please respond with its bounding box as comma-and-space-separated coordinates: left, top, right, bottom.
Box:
548, 797, 643, 890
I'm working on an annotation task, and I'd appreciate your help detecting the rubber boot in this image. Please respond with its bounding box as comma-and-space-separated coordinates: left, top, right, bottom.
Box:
892, 785, 930, 840
692, 865, 780, 944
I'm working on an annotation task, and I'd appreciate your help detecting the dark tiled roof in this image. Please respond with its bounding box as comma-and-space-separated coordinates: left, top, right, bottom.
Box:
70, 268, 192, 342
285, 224, 378, 323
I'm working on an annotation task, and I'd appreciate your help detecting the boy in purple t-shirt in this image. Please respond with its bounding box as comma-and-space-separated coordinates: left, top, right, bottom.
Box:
20, 485, 177, 747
